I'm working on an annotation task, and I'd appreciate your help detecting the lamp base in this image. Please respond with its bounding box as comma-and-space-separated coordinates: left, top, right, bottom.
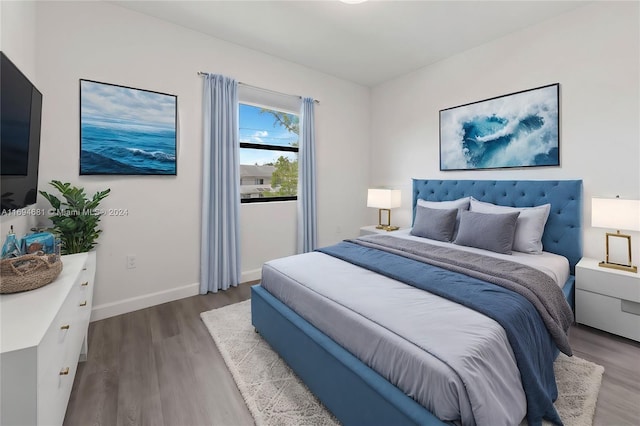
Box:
375, 208, 399, 231
598, 261, 638, 273
375, 225, 399, 232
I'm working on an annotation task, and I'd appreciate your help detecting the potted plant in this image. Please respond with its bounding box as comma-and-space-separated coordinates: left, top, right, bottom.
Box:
39, 180, 111, 255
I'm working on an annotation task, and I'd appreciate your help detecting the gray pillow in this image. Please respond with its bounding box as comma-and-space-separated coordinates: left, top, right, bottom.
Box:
416, 196, 470, 239
410, 206, 458, 242
454, 210, 520, 254
469, 198, 551, 254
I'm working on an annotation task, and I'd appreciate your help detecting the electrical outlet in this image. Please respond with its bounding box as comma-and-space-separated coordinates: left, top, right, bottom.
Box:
126, 255, 137, 269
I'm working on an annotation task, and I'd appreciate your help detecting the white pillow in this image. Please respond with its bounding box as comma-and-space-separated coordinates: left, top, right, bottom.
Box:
417, 196, 470, 217
469, 197, 551, 254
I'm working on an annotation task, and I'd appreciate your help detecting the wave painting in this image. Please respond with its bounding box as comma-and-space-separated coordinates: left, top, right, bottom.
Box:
440, 84, 559, 170
80, 80, 177, 175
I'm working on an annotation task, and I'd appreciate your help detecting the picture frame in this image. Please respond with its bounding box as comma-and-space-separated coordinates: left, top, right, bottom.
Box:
439, 83, 559, 171
79, 79, 177, 175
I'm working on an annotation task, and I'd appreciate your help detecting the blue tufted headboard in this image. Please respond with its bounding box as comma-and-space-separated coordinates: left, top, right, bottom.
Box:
412, 179, 583, 274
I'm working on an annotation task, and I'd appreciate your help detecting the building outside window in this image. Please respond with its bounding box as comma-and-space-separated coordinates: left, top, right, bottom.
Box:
239, 103, 299, 203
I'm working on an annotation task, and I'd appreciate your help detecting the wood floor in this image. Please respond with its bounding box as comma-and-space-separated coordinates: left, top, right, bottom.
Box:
64, 283, 640, 426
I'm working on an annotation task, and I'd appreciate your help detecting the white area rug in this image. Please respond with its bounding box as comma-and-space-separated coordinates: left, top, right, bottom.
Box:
201, 300, 604, 426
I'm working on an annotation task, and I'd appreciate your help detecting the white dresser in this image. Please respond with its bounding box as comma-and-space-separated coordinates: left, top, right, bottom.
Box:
1, 251, 96, 426
575, 257, 640, 342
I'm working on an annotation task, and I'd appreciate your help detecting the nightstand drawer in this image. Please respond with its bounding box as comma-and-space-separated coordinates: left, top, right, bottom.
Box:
576, 260, 640, 302
576, 289, 640, 341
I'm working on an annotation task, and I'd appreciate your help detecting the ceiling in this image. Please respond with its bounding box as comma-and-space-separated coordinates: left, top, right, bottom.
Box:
112, 1, 589, 87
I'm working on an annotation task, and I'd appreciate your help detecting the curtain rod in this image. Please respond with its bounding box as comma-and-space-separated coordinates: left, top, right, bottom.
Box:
198, 72, 319, 104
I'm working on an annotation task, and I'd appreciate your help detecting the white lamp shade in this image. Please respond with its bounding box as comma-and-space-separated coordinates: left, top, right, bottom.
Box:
592, 197, 640, 232
367, 189, 401, 209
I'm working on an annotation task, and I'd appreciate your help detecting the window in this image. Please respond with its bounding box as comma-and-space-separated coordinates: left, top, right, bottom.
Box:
239, 103, 299, 203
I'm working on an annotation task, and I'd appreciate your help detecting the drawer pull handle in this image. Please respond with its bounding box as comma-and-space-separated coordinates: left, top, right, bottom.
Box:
81, 281, 89, 286
60, 324, 70, 330
79, 301, 87, 307
60, 367, 70, 376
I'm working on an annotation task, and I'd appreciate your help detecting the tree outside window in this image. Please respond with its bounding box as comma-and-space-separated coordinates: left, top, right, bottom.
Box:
239, 103, 299, 203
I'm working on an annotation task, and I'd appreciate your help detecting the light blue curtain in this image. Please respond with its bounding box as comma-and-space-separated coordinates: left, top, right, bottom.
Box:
200, 74, 241, 294
297, 97, 317, 253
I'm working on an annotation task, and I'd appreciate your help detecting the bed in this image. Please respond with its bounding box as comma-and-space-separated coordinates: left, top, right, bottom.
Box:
251, 179, 582, 426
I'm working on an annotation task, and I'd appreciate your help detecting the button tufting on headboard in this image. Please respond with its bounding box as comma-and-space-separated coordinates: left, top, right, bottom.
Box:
411, 179, 583, 274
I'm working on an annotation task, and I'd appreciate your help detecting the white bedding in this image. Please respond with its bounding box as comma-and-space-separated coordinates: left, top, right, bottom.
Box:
394, 229, 570, 287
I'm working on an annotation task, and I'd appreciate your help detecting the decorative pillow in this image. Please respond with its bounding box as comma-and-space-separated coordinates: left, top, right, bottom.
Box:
410, 206, 458, 242
469, 198, 551, 254
454, 210, 520, 254
417, 196, 470, 217
416, 197, 470, 237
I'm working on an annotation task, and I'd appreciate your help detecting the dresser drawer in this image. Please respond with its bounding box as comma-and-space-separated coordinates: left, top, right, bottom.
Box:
78, 251, 96, 315
37, 351, 79, 426
576, 259, 640, 302
37, 282, 82, 384
36, 255, 92, 425
67, 279, 91, 361
576, 289, 640, 341
39, 299, 89, 425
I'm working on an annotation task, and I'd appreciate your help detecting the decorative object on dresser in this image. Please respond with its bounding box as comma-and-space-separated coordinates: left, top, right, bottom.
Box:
1, 228, 62, 294
0, 251, 96, 426
591, 196, 639, 273
439, 83, 559, 171
576, 257, 640, 342
39, 180, 110, 254
367, 188, 401, 231
0, 252, 62, 294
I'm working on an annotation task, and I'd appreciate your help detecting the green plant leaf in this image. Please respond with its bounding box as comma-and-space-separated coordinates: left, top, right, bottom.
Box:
39, 181, 111, 254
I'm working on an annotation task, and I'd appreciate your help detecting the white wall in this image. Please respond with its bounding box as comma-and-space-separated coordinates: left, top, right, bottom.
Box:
240, 202, 297, 282
0, 0, 39, 238
371, 2, 640, 265
0, 1, 37, 83
31, 1, 370, 319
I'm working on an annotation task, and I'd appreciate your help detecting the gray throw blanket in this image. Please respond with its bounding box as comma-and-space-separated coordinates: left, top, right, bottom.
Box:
352, 235, 574, 356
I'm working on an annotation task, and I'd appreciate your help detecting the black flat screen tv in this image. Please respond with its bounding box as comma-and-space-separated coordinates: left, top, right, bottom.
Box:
1, 51, 43, 213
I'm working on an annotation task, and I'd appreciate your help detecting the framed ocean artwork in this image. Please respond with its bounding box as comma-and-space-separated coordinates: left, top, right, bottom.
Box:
439, 83, 559, 171
80, 79, 177, 175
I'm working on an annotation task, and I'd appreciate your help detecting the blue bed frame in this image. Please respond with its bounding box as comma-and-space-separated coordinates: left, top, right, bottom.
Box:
251, 179, 582, 426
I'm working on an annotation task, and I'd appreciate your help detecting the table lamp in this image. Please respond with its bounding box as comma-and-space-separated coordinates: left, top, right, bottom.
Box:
367, 189, 401, 231
592, 196, 640, 273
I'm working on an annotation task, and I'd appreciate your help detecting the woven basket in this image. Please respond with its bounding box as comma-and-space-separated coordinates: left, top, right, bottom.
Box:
0, 253, 63, 294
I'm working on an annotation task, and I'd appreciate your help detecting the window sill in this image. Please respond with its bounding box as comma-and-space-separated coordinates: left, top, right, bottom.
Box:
241, 196, 297, 204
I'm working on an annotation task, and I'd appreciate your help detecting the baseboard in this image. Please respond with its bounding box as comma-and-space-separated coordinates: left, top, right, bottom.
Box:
91, 269, 262, 322
90, 282, 199, 322
241, 268, 262, 283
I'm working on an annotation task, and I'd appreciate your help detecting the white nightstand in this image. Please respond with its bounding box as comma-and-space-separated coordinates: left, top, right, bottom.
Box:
575, 257, 640, 342
360, 225, 408, 236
